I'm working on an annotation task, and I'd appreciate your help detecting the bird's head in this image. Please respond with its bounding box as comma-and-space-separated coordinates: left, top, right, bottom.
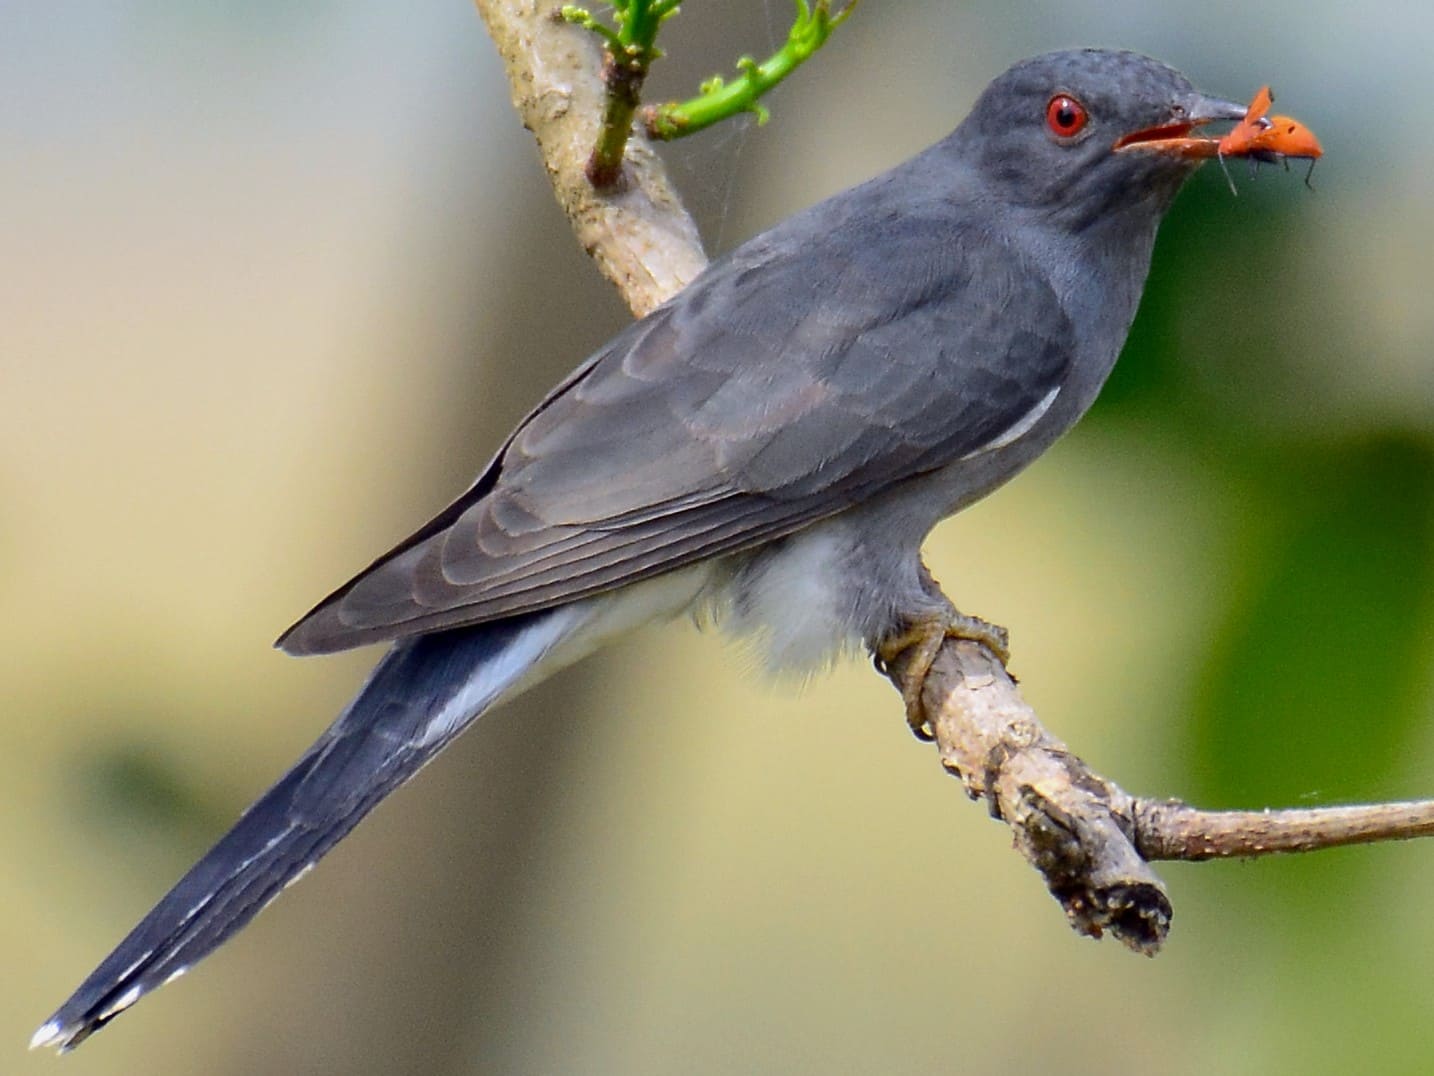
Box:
952, 49, 1247, 229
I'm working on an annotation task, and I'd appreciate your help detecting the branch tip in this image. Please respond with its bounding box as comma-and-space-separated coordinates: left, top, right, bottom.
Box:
879, 604, 1434, 954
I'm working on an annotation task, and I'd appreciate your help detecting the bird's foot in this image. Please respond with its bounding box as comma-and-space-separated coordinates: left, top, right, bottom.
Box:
875, 610, 1010, 741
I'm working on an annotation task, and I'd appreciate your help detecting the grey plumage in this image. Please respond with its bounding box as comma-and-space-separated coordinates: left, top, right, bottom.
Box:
36, 49, 1249, 1050
279, 201, 1073, 653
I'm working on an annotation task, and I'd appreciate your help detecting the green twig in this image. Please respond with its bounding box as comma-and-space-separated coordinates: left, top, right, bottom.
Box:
562, 1, 679, 188
642, 0, 858, 139
563, 0, 858, 185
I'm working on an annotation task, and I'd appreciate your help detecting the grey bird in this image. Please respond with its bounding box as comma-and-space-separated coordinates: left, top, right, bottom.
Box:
35, 48, 1252, 1050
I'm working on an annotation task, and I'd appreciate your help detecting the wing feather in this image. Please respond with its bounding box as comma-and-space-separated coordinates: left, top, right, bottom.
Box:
279, 201, 1074, 655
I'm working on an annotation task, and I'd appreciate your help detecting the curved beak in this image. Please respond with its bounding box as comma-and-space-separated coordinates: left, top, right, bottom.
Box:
1113, 91, 1248, 159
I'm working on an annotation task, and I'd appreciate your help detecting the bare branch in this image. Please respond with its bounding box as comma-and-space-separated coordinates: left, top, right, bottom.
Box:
881, 638, 1172, 952
881, 632, 1434, 953
1135, 797, 1434, 860
472, 0, 707, 316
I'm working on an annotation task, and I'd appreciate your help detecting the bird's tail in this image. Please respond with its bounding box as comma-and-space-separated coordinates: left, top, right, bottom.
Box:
32, 606, 584, 1052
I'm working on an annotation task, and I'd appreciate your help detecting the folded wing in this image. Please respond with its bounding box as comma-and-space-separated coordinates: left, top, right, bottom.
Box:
280, 207, 1074, 655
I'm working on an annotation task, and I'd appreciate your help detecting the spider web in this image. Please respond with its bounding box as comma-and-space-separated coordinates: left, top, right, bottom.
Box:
658, 0, 786, 254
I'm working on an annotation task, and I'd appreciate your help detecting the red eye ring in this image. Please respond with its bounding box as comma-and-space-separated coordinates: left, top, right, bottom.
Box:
1046, 94, 1088, 138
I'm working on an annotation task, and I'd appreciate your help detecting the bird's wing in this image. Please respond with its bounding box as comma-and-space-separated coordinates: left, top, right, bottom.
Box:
279, 209, 1075, 655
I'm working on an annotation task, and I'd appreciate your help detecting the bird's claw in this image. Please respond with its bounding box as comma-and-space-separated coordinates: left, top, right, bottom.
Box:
876, 611, 1010, 741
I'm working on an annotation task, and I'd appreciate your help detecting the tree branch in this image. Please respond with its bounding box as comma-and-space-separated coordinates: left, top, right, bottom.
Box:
881, 637, 1434, 953
473, 3, 1434, 956
472, 0, 707, 317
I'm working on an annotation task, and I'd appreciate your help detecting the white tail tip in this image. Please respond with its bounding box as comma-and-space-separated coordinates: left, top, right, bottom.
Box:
29, 1019, 66, 1052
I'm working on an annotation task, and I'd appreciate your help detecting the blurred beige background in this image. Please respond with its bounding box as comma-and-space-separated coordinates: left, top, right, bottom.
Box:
4, 2, 1433, 1074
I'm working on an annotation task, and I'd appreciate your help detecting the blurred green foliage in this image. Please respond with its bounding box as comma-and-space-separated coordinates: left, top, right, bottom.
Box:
1191, 435, 1434, 808
76, 737, 232, 850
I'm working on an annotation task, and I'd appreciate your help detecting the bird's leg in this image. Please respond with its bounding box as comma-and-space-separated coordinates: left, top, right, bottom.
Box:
874, 568, 1010, 741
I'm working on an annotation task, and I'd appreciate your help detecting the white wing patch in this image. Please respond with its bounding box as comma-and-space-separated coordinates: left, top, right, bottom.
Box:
29, 1020, 64, 1052
964, 385, 1061, 458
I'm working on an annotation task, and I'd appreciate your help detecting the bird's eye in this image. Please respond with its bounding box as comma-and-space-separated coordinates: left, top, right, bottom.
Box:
1045, 95, 1088, 139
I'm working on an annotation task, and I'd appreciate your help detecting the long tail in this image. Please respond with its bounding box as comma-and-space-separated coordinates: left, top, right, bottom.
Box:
32, 607, 582, 1052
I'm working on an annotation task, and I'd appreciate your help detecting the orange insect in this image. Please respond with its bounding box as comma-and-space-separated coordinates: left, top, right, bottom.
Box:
1218, 85, 1323, 189
1218, 85, 1274, 156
